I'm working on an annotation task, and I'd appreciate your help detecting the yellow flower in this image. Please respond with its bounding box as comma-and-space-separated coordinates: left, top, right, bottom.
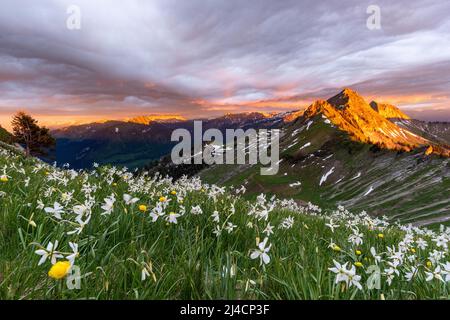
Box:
139, 205, 147, 212
377, 233, 384, 239
354, 262, 363, 268
170, 190, 177, 195
332, 245, 341, 252
48, 261, 71, 279
410, 248, 416, 254
355, 250, 362, 255
112, 183, 117, 186
45, 171, 50, 176
159, 196, 166, 202
426, 261, 432, 268
0, 175, 8, 182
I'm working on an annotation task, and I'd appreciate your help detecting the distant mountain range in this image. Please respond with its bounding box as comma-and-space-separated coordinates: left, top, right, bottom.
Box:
51, 111, 287, 169
52, 88, 450, 169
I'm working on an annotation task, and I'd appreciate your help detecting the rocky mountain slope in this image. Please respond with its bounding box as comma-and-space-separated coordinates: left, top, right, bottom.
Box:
370, 101, 411, 120
391, 118, 450, 145
304, 89, 434, 152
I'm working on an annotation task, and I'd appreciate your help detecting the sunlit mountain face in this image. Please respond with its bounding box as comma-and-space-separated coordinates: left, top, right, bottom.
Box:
0, 0, 450, 128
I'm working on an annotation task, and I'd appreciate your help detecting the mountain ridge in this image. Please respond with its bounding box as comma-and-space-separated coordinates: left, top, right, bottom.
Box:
302, 88, 449, 156
369, 101, 410, 120
51, 88, 450, 168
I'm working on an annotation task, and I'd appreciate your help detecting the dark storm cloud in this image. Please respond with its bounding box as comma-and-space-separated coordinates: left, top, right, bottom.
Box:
0, 0, 449, 125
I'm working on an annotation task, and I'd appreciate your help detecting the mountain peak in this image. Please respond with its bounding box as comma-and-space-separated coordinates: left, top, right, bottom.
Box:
303, 89, 429, 152
327, 88, 368, 109
341, 87, 359, 96
369, 101, 410, 120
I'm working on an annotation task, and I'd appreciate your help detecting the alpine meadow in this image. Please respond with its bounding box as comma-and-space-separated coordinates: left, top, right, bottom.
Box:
1, 0, 450, 307
0, 143, 449, 300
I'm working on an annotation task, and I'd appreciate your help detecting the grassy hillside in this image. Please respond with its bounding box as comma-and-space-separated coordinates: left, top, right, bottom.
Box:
201, 114, 450, 227
0, 126, 12, 144
56, 138, 174, 169
0, 146, 449, 299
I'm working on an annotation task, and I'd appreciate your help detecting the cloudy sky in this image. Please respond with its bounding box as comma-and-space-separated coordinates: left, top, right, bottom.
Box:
1, 0, 450, 128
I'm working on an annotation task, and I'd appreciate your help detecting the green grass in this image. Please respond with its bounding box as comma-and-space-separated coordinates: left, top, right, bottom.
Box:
0, 146, 449, 300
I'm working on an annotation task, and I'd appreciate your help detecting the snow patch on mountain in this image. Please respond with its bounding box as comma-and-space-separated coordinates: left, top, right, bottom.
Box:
320, 167, 335, 186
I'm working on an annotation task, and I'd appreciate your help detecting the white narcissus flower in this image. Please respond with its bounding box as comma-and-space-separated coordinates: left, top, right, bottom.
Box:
213, 225, 222, 237
279, 216, 294, 229
123, 194, 139, 205
442, 262, 450, 282
101, 194, 116, 215
191, 205, 203, 215
370, 247, 382, 264
325, 219, 339, 233
348, 229, 363, 246
405, 267, 418, 282
34, 240, 63, 265
73, 204, 89, 217
432, 235, 448, 249
150, 204, 165, 222
347, 265, 363, 290
211, 211, 220, 222
329, 260, 350, 285
428, 250, 445, 265
165, 212, 180, 224
67, 214, 91, 235
256, 194, 266, 205
425, 266, 444, 282
329, 260, 362, 290
250, 237, 271, 265
384, 266, 399, 286
224, 222, 237, 234
416, 238, 428, 250
66, 242, 79, 266
258, 209, 269, 221
263, 223, 274, 236
44, 202, 64, 220
36, 200, 45, 210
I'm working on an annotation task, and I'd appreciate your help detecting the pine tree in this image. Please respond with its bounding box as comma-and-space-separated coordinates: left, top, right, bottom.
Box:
11, 112, 55, 157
